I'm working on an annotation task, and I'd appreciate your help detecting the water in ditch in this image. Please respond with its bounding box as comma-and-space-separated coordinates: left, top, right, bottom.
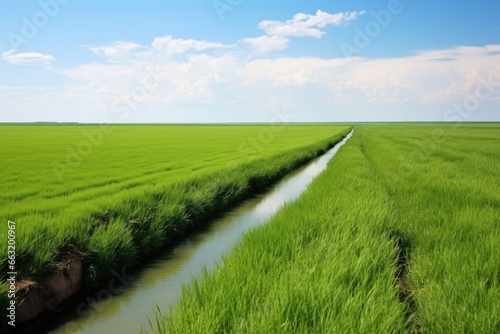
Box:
46, 130, 353, 334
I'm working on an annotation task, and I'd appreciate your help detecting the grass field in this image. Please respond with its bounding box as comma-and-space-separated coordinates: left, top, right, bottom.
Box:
0, 124, 351, 315
150, 124, 500, 333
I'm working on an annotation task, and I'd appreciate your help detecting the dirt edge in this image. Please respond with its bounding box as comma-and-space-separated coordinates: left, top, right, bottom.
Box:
16, 250, 85, 326
394, 235, 421, 333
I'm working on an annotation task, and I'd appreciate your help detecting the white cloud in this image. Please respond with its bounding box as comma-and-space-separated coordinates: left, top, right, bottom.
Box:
277, 67, 318, 85
3, 22, 500, 122
86, 36, 229, 63
240, 57, 352, 86
90, 41, 143, 58
242, 10, 365, 54
242, 35, 289, 53
259, 10, 365, 38
2, 49, 56, 66
237, 45, 500, 106
49, 42, 500, 111
151, 35, 227, 56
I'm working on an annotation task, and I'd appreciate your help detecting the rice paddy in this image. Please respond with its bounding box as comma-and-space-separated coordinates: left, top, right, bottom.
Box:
148, 124, 500, 333
1, 123, 499, 333
0, 124, 351, 324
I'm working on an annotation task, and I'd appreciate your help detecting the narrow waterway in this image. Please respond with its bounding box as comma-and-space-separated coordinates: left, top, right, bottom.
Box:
46, 130, 353, 334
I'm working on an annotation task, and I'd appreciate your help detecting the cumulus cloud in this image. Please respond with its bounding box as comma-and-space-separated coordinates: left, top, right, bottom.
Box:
2, 49, 56, 66
241, 57, 352, 86
259, 10, 365, 38
87, 36, 228, 62
237, 45, 500, 106
90, 41, 143, 58
4, 21, 500, 122
277, 67, 318, 85
151, 35, 227, 56
53, 41, 500, 110
243, 10, 365, 54
242, 35, 289, 53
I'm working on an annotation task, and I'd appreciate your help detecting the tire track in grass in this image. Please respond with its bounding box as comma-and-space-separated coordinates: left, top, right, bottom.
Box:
358, 128, 421, 333
393, 233, 420, 333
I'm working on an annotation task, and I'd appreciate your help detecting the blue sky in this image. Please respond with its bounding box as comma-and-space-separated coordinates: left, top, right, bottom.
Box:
1, 0, 499, 123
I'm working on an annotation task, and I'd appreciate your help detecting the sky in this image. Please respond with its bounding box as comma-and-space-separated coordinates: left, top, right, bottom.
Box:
0, 0, 499, 123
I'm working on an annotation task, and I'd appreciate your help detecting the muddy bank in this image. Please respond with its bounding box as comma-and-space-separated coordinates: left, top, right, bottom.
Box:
10, 252, 84, 333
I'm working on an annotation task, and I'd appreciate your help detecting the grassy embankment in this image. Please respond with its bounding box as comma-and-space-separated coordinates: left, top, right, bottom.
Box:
0, 124, 351, 325
151, 124, 499, 333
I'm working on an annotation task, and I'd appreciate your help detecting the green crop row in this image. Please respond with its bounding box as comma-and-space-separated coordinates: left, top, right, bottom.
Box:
152, 124, 500, 333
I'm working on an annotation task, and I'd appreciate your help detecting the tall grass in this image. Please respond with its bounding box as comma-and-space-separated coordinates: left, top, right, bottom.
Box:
151, 124, 500, 333
0, 124, 351, 328
150, 130, 407, 333
356, 124, 500, 332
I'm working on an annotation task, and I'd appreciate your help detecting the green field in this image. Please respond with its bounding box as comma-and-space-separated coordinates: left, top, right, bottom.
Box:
149, 124, 500, 333
2, 123, 499, 333
0, 124, 351, 309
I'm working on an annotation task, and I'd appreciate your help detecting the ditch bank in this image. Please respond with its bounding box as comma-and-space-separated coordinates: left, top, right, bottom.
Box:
6, 129, 352, 334
14, 251, 84, 325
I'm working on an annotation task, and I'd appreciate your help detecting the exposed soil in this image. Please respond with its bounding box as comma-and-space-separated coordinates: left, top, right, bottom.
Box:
394, 235, 421, 333
15, 250, 84, 326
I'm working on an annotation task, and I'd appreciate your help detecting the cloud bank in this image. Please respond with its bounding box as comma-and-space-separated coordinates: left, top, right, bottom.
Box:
1, 10, 499, 122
